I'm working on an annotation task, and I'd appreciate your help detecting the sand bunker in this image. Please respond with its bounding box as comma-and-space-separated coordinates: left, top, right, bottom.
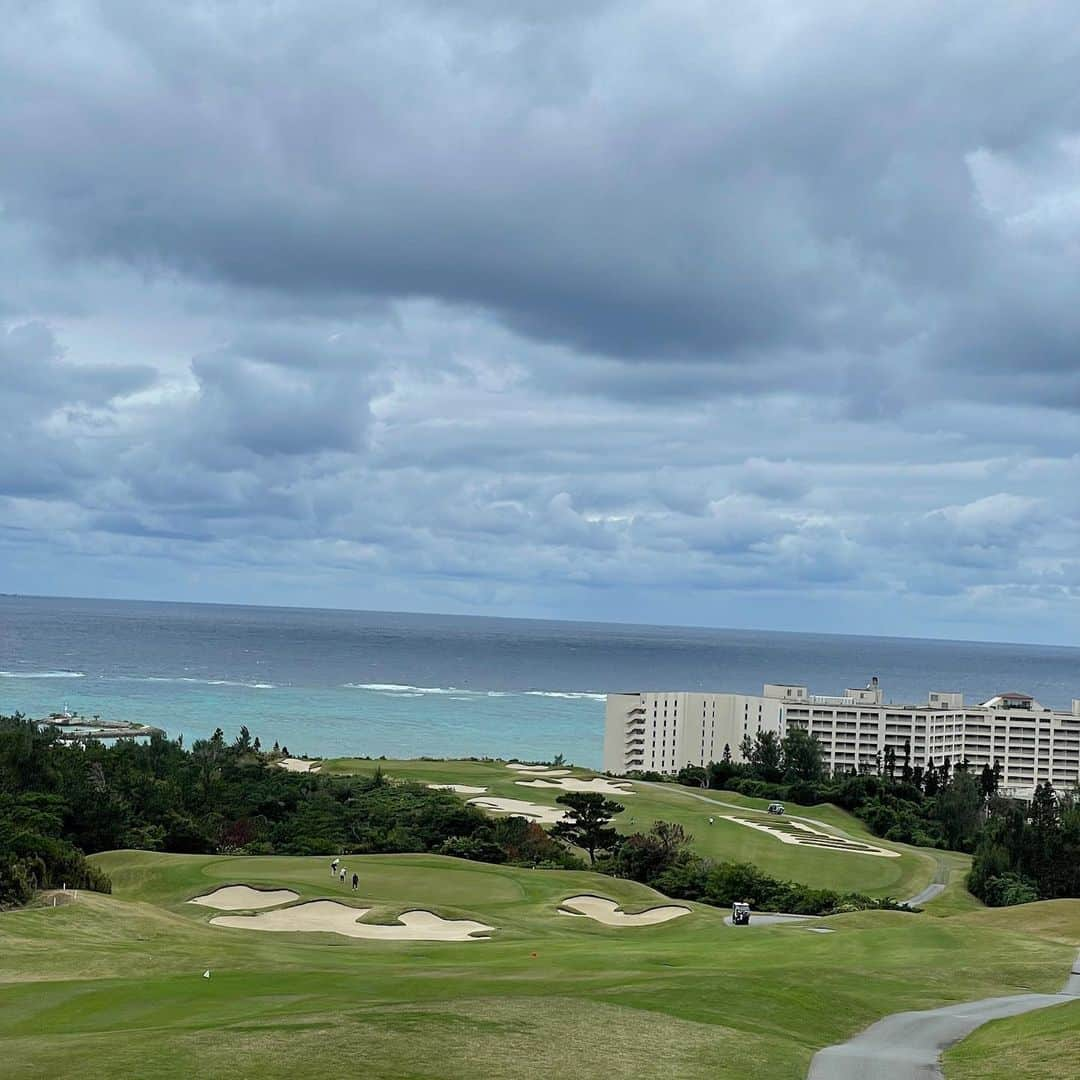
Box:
276, 757, 321, 773
515, 777, 634, 796
427, 783, 489, 794
210, 900, 493, 941
558, 895, 690, 926
188, 885, 300, 910
730, 816, 898, 857
467, 796, 568, 824
505, 764, 572, 777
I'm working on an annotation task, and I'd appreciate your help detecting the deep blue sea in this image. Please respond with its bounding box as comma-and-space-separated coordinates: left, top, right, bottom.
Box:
2, 595, 1079, 766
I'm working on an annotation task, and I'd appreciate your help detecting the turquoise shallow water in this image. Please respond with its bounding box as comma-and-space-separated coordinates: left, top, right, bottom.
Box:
4, 595, 1080, 767
0, 678, 602, 763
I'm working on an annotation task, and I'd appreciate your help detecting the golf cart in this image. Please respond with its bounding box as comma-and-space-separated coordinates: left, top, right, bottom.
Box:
731, 902, 751, 926
767, 802, 785, 815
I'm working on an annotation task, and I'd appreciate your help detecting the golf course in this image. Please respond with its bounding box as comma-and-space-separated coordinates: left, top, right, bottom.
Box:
1, 758, 1078, 1079
322, 757, 959, 904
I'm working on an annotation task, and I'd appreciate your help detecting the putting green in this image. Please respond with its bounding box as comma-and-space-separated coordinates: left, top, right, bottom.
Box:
0, 853, 1077, 1080
324, 758, 942, 899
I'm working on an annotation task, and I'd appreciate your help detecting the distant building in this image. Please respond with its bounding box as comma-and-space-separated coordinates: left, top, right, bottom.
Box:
603, 678, 1080, 799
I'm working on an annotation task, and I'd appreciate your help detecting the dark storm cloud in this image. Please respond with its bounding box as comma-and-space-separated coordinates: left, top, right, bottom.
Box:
3, 2, 1077, 373
3, 3, 1080, 638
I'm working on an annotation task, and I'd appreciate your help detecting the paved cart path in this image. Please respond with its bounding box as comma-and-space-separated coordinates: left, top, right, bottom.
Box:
806, 951, 1080, 1080
899, 856, 949, 908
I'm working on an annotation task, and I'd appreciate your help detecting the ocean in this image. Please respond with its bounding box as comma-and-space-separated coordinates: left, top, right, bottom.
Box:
2, 595, 1079, 766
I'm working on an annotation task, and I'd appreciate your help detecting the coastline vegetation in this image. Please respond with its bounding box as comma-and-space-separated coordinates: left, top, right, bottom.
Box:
2, 715, 901, 917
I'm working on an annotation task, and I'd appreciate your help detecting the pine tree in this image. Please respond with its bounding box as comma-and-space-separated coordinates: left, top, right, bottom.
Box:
550, 792, 625, 864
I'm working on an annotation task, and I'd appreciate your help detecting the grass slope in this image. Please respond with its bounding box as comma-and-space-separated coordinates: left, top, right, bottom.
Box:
943, 999, 1080, 1079
323, 757, 945, 900
0, 852, 1075, 1080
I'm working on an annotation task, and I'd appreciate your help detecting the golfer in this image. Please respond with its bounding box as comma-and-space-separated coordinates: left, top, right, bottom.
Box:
351, 872, 359, 892
330, 857, 340, 877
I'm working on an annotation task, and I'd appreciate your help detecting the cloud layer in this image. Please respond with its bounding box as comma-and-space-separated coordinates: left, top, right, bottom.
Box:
2, 2, 1080, 641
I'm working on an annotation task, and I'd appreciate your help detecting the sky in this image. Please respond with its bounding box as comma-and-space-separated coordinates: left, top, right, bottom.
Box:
2, 2, 1080, 644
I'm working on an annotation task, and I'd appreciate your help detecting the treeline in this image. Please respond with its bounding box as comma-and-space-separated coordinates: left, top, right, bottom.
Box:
628, 727, 1080, 907
599, 817, 901, 916
0, 715, 579, 907
547, 793, 903, 915
637, 728, 1005, 852
968, 783, 1080, 905
2, 714, 907, 919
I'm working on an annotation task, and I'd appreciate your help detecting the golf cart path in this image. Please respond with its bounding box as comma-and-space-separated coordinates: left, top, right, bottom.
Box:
806, 949, 1080, 1080
723, 912, 813, 927
900, 857, 948, 908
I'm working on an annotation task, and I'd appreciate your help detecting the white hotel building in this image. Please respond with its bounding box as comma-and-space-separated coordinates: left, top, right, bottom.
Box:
604, 679, 1080, 799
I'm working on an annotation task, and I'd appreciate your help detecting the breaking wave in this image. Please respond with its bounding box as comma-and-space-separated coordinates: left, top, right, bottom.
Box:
136, 676, 276, 689
0, 670, 86, 679
344, 682, 603, 701
344, 683, 459, 694
523, 690, 606, 701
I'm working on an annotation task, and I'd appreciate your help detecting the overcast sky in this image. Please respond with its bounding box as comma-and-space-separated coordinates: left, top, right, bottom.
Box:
3, 2, 1080, 643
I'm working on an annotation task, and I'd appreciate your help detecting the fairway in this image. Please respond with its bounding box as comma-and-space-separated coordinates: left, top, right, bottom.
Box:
1, 852, 1078, 1080
323, 757, 942, 899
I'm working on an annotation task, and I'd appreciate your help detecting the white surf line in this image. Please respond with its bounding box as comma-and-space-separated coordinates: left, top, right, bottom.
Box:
807, 949, 1080, 1080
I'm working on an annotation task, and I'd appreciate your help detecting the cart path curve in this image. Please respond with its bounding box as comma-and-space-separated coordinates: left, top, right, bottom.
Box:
806, 950, 1080, 1080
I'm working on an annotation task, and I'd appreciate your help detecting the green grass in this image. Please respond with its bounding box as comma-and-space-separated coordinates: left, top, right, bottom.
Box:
324, 757, 944, 900
1, 851, 1077, 1079
944, 999, 1080, 1079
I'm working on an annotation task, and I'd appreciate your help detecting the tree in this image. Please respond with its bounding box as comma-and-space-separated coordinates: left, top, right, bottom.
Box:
782, 729, 825, 784
551, 753, 566, 767
550, 792, 624, 864
882, 745, 896, 780
934, 768, 984, 851
611, 820, 694, 883
677, 764, 708, 788
721, 743, 732, 764
748, 730, 784, 783
924, 758, 939, 797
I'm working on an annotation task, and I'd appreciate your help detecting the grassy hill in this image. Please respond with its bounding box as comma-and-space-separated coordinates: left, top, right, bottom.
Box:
944, 998, 1080, 1079
0, 851, 1074, 1080
322, 756, 950, 901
